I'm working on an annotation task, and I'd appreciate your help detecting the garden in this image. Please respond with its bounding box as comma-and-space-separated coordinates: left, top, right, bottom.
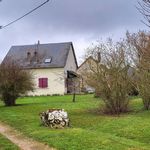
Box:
0, 95, 150, 150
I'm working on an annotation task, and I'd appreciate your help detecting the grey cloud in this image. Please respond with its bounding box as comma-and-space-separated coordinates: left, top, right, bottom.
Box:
0, 0, 143, 34
0, 0, 148, 62
30, 0, 142, 34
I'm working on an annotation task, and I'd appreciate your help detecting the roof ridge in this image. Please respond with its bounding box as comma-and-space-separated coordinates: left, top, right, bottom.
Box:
4, 42, 75, 69
11, 42, 72, 47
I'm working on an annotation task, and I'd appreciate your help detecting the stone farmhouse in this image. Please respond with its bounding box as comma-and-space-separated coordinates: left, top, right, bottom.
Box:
77, 56, 95, 93
3, 41, 78, 96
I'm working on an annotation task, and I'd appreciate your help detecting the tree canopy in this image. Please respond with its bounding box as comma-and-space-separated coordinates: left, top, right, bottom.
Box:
0, 59, 34, 106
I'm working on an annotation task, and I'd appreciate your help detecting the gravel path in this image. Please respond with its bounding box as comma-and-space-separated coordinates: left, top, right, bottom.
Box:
0, 122, 56, 150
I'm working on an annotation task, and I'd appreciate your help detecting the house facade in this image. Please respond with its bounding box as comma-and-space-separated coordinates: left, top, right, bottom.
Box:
3, 42, 78, 96
77, 56, 96, 93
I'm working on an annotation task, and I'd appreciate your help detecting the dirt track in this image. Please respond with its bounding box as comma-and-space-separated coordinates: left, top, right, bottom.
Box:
0, 122, 55, 150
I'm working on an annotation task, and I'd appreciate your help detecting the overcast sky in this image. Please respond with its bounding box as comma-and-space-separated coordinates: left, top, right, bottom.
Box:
0, 0, 148, 64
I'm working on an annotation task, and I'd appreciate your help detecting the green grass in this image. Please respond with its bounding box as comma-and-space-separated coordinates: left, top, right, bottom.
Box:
0, 134, 19, 150
0, 95, 150, 150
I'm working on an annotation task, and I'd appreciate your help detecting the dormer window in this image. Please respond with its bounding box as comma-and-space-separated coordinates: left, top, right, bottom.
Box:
34, 51, 37, 56
27, 52, 31, 57
44, 58, 52, 63
27, 52, 31, 62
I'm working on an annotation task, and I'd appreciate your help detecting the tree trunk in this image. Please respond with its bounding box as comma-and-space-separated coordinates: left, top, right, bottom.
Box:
72, 81, 76, 102
4, 98, 16, 106
72, 92, 76, 102
2, 94, 16, 106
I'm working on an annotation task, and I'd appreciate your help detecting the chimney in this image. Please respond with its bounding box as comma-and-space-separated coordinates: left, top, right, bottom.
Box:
34, 51, 38, 63
32, 41, 40, 63
97, 52, 101, 62
27, 52, 31, 61
34, 51, 37, 56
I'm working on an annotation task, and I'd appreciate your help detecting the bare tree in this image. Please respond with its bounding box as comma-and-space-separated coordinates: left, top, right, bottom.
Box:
83, 39, 132, 115
126, 31, 150, 110
137, 0, 150, 27
0, 58, 34, 106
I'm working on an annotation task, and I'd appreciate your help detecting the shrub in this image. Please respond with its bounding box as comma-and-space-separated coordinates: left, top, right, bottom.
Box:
83, 40, 132, 115
126, 31, 150, 110
0, 59, 34, 106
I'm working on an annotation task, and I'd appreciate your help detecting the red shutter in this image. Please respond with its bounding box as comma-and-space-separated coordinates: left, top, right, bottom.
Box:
38, 78, 48, 88
43, 78, 48, 88
39, 78, 43, 88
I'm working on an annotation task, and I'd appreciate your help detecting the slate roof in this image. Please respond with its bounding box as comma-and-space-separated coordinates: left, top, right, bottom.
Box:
4, 42, 78, 69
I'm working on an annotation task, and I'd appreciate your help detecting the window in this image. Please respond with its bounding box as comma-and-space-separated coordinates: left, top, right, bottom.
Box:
38, 78, 48, 88
34, 51, 37, 56
44, 58, 52, 63
27, 52, 31, 57
27, 52, 31, 60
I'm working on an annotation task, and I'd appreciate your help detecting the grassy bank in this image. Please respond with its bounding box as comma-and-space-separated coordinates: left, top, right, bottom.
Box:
0, 134, 19, 150
0, 95, 150, 150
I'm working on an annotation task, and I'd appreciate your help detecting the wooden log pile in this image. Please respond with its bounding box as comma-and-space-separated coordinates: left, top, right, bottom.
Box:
40, 109, 69, 128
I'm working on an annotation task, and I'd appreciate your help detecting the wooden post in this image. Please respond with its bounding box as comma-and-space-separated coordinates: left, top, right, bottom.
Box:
72, 79, 76, 102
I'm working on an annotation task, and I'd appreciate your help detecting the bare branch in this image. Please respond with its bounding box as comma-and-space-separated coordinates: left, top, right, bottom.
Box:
137, 0, 150, 27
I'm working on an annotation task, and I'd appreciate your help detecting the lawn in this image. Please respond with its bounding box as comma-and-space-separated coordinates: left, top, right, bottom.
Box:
0, 95, 150, 150
0, 134, 19, 150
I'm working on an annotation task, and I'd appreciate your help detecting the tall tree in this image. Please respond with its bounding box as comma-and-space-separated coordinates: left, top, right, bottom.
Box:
126, 31, 150, 110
